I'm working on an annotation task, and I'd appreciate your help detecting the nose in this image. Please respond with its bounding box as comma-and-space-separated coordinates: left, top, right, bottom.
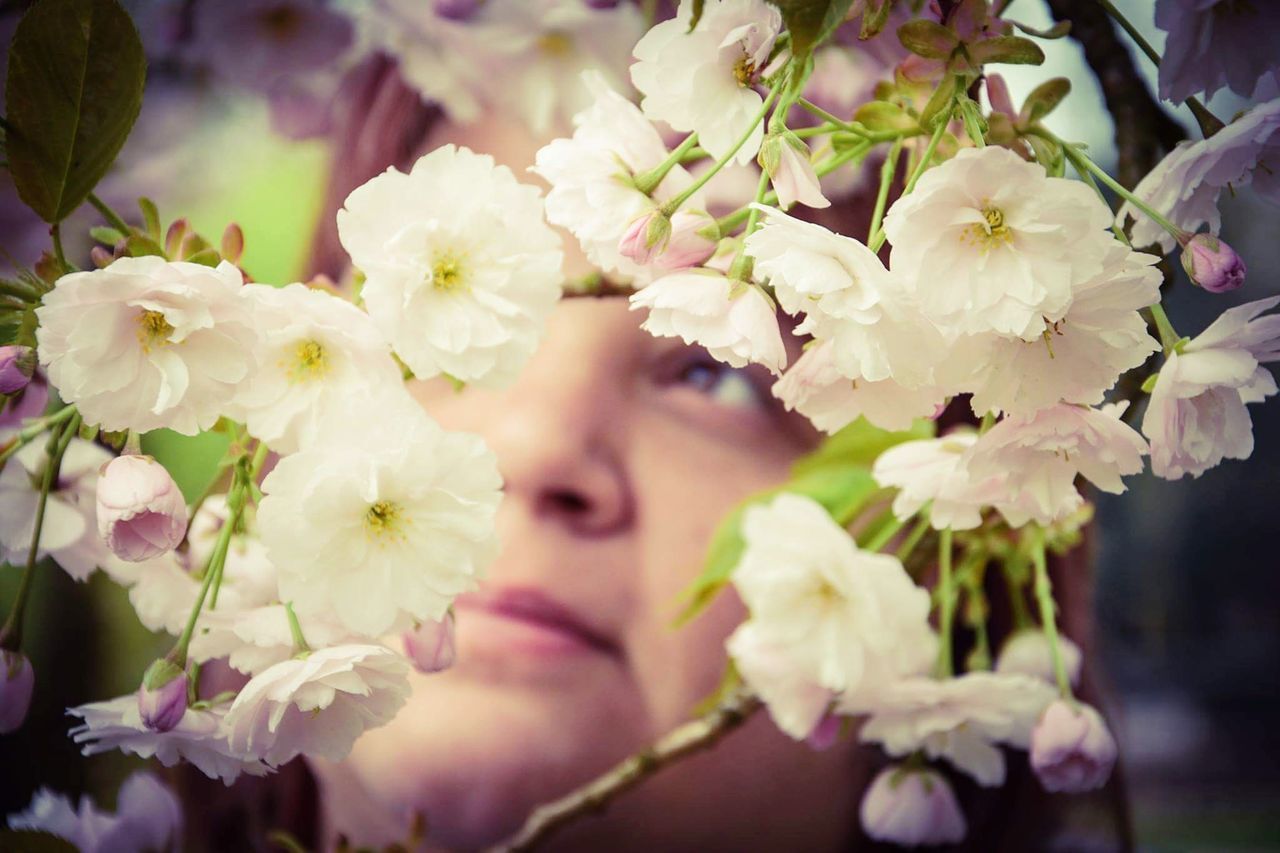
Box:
426, 302, 636, 537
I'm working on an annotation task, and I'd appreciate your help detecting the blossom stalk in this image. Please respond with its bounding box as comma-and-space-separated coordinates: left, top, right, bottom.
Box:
935, 528, 956, 677
632, 132, 700, 196
1030, 527, 1074, 698
870, 108, 952, 251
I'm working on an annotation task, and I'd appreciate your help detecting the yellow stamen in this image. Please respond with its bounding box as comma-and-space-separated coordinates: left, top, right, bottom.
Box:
733, 53, 757, 87
538, 32, 573, 57
365, 500, 405, 542
286, 339, 330, 383
136, 310, 174, 353
430, 251, 468, 293
961, 204, 1013, 252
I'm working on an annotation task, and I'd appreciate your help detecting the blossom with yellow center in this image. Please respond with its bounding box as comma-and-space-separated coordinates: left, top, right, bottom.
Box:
430, 252, 467, 293
136, 310, 174, 353
364, 500, 406, 543
284, 339, 330, 383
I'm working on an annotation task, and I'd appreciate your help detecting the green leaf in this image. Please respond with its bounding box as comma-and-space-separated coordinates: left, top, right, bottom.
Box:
919, 74, 958, 129
4, 0, 146, 223
897, 19, 958, 59
1018, 77, 1071, 126
687, 0, 706, 31
968, 35, 1046, 66
771, 0, 856, 56
791, 417, 935, 477
854, 100, 918, 132
138, 196, 160, 239
1010, 19, 1071, 39
88, 225, 123, 244
1025, 133, 1065, 177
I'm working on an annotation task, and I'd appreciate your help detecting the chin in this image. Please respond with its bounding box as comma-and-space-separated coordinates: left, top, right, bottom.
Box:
330, 665, 648, 849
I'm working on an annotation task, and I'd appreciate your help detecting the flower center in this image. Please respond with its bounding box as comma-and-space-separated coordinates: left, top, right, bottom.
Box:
538, 32, 573, 57
365, 500, 406, 542
286, 339, 330, 383
962, 204, 1013, 252
430, 251, 468, 293
733, 52, 757, 87
136, 310, 174, 353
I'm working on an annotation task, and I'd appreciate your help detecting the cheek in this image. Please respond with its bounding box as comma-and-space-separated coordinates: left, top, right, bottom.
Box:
618, 415, 800, 728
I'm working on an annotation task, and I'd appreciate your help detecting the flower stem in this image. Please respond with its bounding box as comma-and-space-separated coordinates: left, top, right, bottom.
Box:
895, 514, 932, 563
1058, 137, 1184, 240
870, 112, 951, 252
0, 415, 76, 649
172, 466, 247, 667
867, 138, 903, 245
633, 133, 701, 196
661, 88, 778, 217
864, 510, 909, 553
1148, 302, 1182, 353
935, 527, 956, 677
285, 602, 311, 655
50, 225, 68, 273
87, 192, 133, 235
728, 169, 773, 281
0, 405, 79, 468
1030, 527, 1073, 698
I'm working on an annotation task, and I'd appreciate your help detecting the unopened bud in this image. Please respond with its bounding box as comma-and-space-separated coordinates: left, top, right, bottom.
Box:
860, 765, 967, 846
220, 223, 245, 265
1180, 233, 1246, 293
97, 455, 189, 562
433, 0, 480, 20
618, 209, 674, 266
996, 628, 1082, 687
164, 219, 190, 259
403, 612, 457, 674
138, 658, 188, 733
0, 346, 36, 395
0, 650, 35, 734
1030, 699, 1117, 793
90, 246, 115, 268
759, 132, 830, 211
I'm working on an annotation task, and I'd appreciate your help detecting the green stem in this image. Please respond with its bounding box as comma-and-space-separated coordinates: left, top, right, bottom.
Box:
172, 470, 246, 666
285, 602, 311, 654
895, 514, 932, 562
796, 98, 858, 133
935, 528, 956, 677
661, 88, 778, 216
1001, 556, 1034, 631
1058, 137, 1184, 240
1148, 303, 1182, 353
50, 225, 68, 273
1093, 0, 1160, 65
1030, 527, 1073, 698
864, 510, 909, 553
0, 404, 77, 462
728, 169, 773, 281
0, 418, 73, 649
870, 113, 950, 252
0, 279, 40, 301
87, 192, 132, 234
634, 133, 701, 196
866, 139, 903, 245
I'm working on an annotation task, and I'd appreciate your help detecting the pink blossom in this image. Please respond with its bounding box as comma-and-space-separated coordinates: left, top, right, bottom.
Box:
96, 456, 189, 562
760, 134, 830, 210
1156, 0, 1280, 103
0, 345, 35, 395
1180, 233, 1246, 293
859, 765, 967, 846
1030, 699, 1118, 792
137, 659, 189, 734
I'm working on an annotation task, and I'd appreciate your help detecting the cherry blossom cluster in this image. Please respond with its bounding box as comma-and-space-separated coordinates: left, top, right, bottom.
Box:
2, 0, 1279, 848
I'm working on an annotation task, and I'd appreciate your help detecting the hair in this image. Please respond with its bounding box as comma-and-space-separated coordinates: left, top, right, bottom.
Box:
176, 55, 1132, 853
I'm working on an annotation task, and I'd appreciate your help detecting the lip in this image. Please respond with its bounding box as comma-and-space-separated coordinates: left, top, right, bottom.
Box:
454, 586, 621, 659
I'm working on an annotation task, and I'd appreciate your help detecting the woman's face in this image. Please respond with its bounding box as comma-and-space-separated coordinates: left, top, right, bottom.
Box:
313, 298, 867, 849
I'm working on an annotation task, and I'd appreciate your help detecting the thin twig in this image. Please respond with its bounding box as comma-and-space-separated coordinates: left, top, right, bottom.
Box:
489, 688, 762, 852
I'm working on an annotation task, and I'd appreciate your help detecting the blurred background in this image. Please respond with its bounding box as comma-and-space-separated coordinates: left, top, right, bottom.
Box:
2, 1, 1278, 850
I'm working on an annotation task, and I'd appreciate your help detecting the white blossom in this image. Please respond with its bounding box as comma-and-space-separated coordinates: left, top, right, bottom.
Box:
730, 494, 936, 712
859, 766, 967, 847
772, 339, 946, 434
996, 629, 1083, 688
189, 604, 354, 676
35, 257, 258, 435
631, 0, 781, 164
337, 144, 563, 387
0, 433, 114, 581
257, 395, 502, 637
224, 644, 410, 765
857, 673, 1058, 786
96, 455, 188, 562
7, 772, 183, 853
969, 403, 1149, 527
1155, 0, 1280, 103
233, 283, 403, 453
882, 146, 1114, 340
1119, 99, 1280, 252
872, 431, 1006, 531
629, 270, 786, 374
69, 696, 270, 785
726, 622, 835, 740
1142, 296, 1280, 479
1030, 699, 1118, 793
532, 73, 705, 284
962, 243, 1162, 417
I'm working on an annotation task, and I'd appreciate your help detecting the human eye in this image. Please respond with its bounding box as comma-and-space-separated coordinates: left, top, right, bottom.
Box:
656, 348, 775, 412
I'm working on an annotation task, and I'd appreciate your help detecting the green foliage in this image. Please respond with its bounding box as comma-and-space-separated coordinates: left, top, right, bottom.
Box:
674, 417, 933, 625
771, 0, 855, 56
1019, 78, 1071, 126
4, 0, 146, 223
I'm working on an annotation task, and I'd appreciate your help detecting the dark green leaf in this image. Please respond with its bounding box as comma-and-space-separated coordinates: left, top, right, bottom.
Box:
897, 19, 958, 59
687, 0, 706, 31
1018, 77, 1071, 126
771, 0, 856, 56
5, 0, 146, 222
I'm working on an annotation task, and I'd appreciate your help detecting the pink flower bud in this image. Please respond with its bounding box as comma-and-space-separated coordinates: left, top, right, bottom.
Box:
760, 134, 830, 211
860, 765, 967, 846
995, 629, 1082, 687
138, 658, 188, 733
0, 374, 48, 430
1180, 233, 1246, 293
618, 209, 674, 266
656, 211, 719, 271
1030, 699, 1117, 792
805, 713, 842, 751
96, 455, 189, 562
434, 0, 479, 21
0, 650, 35, 734
0, 346, 36, 395
403, 612, 457, 674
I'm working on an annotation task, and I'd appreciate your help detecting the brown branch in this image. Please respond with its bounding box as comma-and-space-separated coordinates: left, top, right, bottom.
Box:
487, 688, 762, 852
1043, 0, 1184, 188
